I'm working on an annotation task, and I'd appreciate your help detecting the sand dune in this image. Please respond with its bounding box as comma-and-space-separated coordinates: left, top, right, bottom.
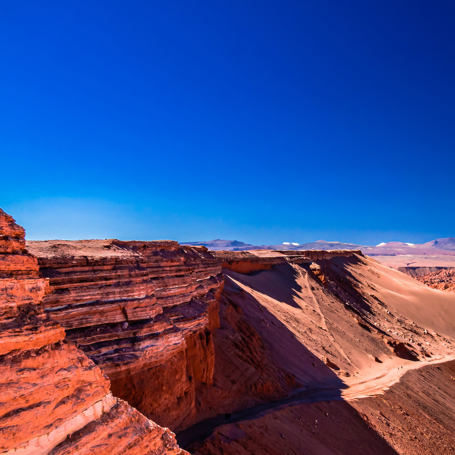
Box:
223, 254, 455, 383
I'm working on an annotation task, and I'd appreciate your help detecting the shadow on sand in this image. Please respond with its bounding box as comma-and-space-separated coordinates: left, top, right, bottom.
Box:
177, 270, 399, 454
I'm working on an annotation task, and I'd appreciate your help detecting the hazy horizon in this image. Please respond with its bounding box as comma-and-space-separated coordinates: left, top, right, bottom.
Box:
2, 1, 454, 244
7, 197, 451, 247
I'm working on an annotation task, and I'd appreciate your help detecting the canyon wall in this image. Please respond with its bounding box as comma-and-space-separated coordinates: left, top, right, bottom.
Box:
0, 209, 186, 454
6, 206, 455, 455
22, 243, 365, 437
27, 239, 223, 431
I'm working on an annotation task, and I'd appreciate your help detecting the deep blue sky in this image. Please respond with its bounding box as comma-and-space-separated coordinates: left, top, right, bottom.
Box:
1, 1, 454, 244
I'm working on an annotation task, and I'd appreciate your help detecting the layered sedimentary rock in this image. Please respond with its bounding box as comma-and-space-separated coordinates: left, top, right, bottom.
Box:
0, 208, 186, 454
399, 266, 455, 293
27, 239, 223, 430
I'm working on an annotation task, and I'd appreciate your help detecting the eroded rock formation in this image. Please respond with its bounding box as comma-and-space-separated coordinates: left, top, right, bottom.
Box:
399, 266, 455, 293
0, 209, 186, 455
27, 239, 223, 430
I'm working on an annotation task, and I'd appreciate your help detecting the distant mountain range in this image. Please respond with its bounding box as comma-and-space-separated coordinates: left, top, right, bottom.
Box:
422, 238, 455, 251
183, 239, 363, 251
183, 238, 455, 254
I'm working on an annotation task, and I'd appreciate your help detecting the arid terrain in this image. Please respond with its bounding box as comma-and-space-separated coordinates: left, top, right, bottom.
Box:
1, 209, 455, 454
185, 250, 455, 454
187, 238, 455, 297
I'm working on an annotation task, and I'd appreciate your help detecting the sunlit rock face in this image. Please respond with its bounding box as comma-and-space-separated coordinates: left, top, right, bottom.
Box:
0, 208, 187, 455
27, 238, 223, 431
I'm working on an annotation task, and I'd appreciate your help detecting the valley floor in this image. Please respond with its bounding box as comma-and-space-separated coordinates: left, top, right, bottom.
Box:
186, 359, 455, 455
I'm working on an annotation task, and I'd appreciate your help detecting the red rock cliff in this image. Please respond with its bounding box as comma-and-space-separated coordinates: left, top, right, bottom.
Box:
0, 209, 187, 454
27, 239, 223, 431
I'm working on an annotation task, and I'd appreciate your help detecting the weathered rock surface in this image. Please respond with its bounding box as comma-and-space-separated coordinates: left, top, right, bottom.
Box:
0, 209, 187, 455
27, 239, 223, 430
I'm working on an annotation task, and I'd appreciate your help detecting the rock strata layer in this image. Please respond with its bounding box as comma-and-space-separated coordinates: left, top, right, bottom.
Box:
27, 239, 223, 430
0, 209, 187, 455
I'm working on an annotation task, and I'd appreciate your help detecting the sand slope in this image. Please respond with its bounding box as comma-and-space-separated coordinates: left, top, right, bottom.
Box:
181, 252, 455, 453
223, 254, 455, 385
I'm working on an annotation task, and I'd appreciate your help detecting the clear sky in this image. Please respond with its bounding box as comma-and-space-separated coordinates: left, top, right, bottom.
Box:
1, 1, 454, 245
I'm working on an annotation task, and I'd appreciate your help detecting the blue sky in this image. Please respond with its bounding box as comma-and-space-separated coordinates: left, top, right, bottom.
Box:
1, 1, 454, 244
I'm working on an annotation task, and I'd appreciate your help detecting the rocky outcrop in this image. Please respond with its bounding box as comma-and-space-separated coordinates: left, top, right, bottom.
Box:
0, 208, 187, 454
399, 266, 455, 293
27, 239, 223, 430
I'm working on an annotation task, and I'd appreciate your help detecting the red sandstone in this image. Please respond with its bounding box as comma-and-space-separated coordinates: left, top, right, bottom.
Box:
0, 208, 187, 454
